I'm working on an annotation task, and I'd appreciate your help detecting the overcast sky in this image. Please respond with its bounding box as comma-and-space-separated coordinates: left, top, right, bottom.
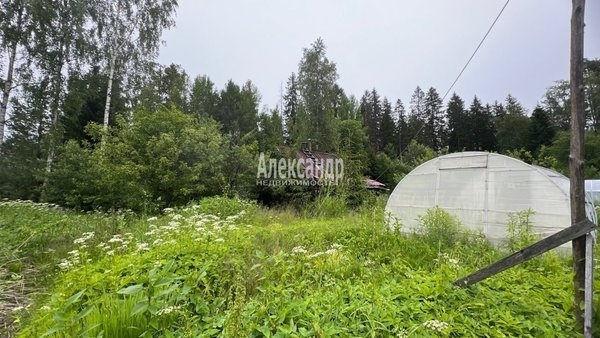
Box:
159, 1, 600, 114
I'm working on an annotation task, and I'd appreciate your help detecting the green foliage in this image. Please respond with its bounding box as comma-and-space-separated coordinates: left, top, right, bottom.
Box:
308, 191, 348, 218
43, 107, 230, 212
296, 38, 340, 151
196, 196, 258, 218
504, 209, 538, 252
504, 147, 559, 170
548, 131, 600, 177
4, 200, 586, 337
417, 207, 475, 250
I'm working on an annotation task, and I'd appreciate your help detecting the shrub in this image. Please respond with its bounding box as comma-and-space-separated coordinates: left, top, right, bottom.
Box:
505, 209, 538, 252
417, 207, 469, 249
196, 196, 258, 218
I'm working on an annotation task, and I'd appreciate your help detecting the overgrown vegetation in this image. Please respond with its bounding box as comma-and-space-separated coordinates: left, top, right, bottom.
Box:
2, 198, 598, 337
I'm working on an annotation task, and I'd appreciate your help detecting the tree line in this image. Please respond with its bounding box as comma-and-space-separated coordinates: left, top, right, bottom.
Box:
1, 1, 599, 212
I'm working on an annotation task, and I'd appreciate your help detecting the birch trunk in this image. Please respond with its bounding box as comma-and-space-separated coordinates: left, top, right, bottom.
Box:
103, 53, 117, 133
0, 41, 17, 151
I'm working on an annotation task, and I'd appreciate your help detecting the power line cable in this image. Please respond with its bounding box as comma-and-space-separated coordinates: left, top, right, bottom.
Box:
441, 0, 510, 102
374, 0, 510, 182
406, 0, 511, 153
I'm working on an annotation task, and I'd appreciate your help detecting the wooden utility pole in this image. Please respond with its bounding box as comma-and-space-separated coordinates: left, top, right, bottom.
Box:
569, 0, 587, 332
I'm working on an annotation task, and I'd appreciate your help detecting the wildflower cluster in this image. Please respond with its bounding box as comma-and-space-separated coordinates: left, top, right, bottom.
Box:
290, 243, 343, 259
156, 305, 182, 316
56, 203, 252, 272
144, 206, 250, 248
435, 252, 460, 269
0, 198, 62, 210
58, 249, 82, 271
73, 231, 94, 246
422, 319, 449, 332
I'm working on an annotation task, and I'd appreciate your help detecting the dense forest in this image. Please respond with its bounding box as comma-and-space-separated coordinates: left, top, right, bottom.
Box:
1, 1, 600, 213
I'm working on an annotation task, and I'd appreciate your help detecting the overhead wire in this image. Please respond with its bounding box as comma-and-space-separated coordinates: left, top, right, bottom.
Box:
374, 0, 510, 181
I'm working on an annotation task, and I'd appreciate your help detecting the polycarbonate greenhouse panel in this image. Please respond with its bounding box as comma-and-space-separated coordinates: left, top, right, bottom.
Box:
386, 152, 598, 249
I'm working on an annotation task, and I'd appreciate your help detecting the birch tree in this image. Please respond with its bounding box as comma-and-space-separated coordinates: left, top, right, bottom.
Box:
0, 0, 28, 151
28, 0, 87, 180
88, 0, 179, 140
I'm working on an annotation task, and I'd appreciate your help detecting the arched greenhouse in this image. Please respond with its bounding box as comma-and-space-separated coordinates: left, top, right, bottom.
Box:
385, 152, 598, 246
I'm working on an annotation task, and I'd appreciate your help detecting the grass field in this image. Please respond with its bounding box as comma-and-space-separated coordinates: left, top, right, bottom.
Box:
1, 197, 598, 337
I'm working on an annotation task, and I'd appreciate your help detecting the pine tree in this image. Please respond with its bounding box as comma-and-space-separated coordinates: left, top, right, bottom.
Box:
408, 86, 427, 146
528, 106, 555, 153
380, 97, 396, 155
282, 72, 299, 144
495, 95, 530, 152
446, 93, 467, 152
468, 97, 496, 151
394, 99, 409, 155
423, 87, 445, 152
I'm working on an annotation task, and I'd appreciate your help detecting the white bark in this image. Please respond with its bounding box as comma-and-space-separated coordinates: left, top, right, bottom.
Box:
0, 41, 17, 151
103, 53, 117, 133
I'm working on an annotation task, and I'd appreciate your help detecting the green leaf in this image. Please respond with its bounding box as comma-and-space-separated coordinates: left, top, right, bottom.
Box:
40, 328, 59, 338
117, 284, 144, 295
131, 301, 149, 316
78, 323, 101, 336
64, 289, 86, 308
157, 284, 178, 298
154, 277, 174, 288
75, 305, 95, 321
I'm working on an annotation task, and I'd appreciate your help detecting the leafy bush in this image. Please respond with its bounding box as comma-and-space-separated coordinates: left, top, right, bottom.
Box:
505, 209, 538, 252
417, 207, 472, 249
196, 196, 258, 218
308, 191, 349, 218
43, 107, 230, 213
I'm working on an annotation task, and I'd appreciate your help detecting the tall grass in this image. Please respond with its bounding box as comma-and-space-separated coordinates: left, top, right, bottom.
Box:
1, 198, 592, 337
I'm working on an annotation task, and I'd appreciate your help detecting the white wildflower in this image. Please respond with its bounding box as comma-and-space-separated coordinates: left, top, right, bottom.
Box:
291, 246, 308, 254
137, 243, 150, 251
40, 305, 51, 312
422, 319, 449, 332
163, 207, 174, 213
215, 238, 224, 243
147, 216, 158, 222
58, 259, 71, 271
325, 249, 337, 255
331, 243, 343, 249
156, 305, 181, 316
308, 252, 325, 259
172, 214, 183, 220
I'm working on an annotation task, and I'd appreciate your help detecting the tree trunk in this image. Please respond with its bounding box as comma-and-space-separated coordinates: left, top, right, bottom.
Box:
102, 53, 117, 135
42, 40, 66, 191
0, 0, 24, 151
569, 0, 586, 331
0, 40, 17, 151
